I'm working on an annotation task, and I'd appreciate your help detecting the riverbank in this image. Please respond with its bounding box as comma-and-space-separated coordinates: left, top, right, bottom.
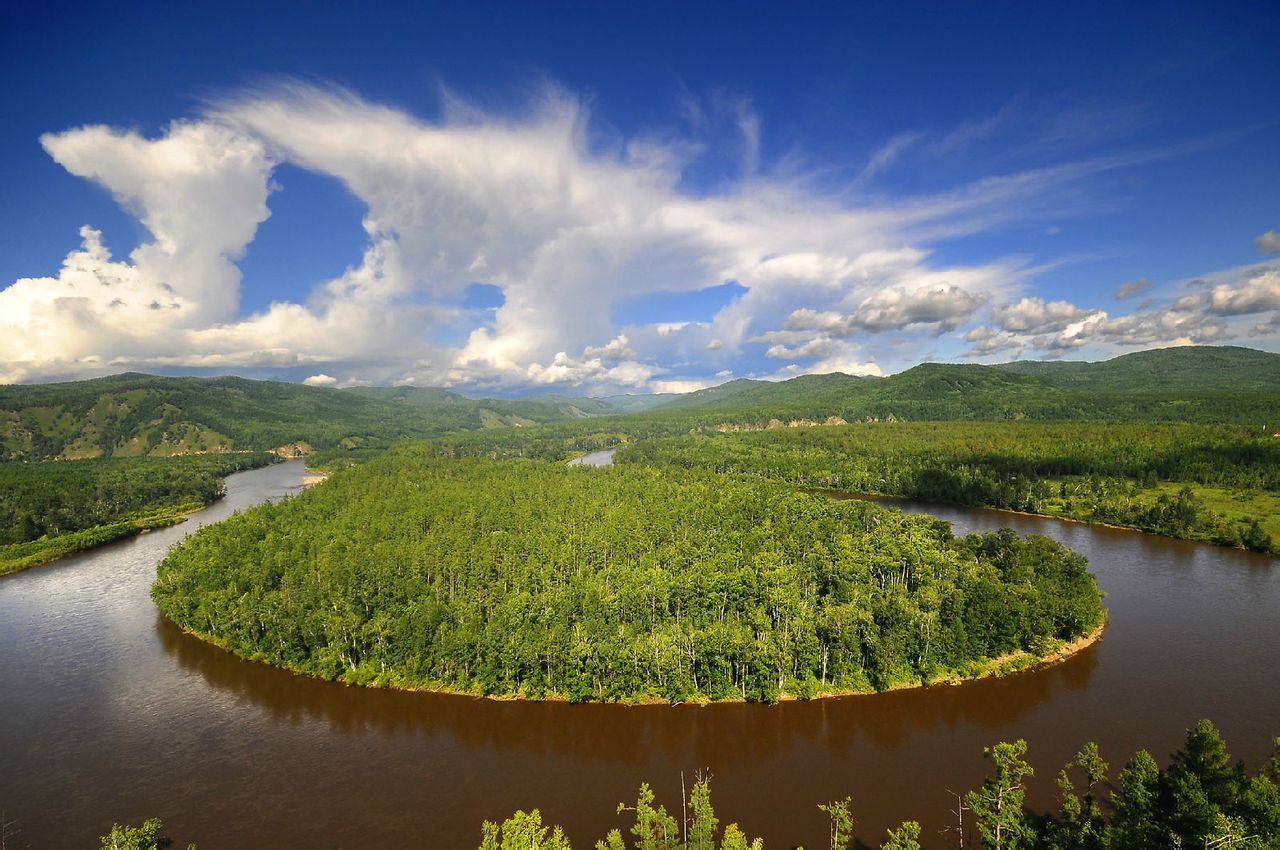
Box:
0, 505, 202, 576
0, 453, 278, 576
161, 617, 1107, 706
811, 486, 1278, 556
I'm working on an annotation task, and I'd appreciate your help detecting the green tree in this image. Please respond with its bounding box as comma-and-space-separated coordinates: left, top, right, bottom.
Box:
879, 820, 921, 850
818, 797, 854, 850
719, 823, 763, 850
1109, 749, 1162, 847
100, 819, 192, 850
688, 779, 719, 850
479, 809, 572, 850
966, 740, 1034, 850
618, 783, 679, 850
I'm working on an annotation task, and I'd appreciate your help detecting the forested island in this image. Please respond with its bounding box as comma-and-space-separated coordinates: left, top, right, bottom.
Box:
153, 446, 1104, 702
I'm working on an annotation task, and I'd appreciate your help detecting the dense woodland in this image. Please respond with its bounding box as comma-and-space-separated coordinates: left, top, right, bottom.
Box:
618, 423, 1280, 554
6, 347, 1278, 579
153, 447, 1103, 702
5, 346, 1278, 463
0, 453, 274, 574
0, 373, 644, 461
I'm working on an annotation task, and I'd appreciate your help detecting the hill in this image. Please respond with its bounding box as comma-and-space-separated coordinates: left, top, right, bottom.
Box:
653, 346, 1280, 426
992, 345, 1280, 394
663, 373, 878, 414
4, 346, 1278, 460
0, 374, 638, 461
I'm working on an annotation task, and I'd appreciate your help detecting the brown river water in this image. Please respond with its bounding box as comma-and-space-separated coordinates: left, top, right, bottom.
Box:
1, 459, 1277, 849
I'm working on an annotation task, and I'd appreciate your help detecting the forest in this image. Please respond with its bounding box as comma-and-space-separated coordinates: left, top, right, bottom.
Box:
616, 423, 1280, 554
104, 720, 1280, 849
153, 446, 1104, 702
6, 346, 1278, 463
0, 452, 274, 574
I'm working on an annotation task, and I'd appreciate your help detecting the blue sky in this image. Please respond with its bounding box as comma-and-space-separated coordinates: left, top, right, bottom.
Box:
1, 1, 1277, 394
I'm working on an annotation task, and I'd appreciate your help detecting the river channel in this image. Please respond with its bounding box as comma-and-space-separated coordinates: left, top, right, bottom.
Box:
1, 459, 1277, 848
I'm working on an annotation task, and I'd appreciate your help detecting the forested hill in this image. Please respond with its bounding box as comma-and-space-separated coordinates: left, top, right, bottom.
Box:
660, 373, 877, 413
992, 345, 1280, 393
4, 346, 1278, 460
651, 346, 1280, 426
0, 373, 639, 461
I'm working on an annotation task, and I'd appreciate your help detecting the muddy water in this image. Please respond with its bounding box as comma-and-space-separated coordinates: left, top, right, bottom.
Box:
1, 461, 1277, 849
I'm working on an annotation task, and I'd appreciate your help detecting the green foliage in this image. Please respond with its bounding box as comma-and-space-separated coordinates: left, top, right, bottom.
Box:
618, 422, 1280, 552
992, 344, 1280, 394
100, 818, 192, 850
818, 797, 854, 850
654, 346, 1280, 426
591, 779, 762, 850
472, 722, 1280, 848
0, 373, 641, 461
966, 740, 1034, 850
878, 821, 921, 850
0, 453, 274, 573
480, 809, 572, 850
152, 447, 1103, 702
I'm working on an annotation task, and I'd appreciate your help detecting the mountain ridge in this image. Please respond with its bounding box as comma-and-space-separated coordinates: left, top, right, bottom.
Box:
3, 345, 1277, 460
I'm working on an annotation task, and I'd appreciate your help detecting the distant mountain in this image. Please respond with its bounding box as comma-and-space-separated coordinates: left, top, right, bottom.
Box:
992, 345, 1280, 394
0, 373, 441, 460
347, 386, 664, 426
0, 374, 635, 461
663, 373, 877, 413
3, 346, 1277, 460
651, 346, 1280, 425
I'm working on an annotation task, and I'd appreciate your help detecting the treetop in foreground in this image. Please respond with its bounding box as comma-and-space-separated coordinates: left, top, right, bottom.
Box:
477, 719, 1280, 849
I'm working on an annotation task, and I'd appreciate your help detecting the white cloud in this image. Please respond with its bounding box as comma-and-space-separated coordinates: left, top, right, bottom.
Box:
1256, 230, 1280, 255
972, 265, 1280, 359
1207, 268, 1280, 315
992, 296, 1099, 334
964, 325, 1023, 357
2, 82, 1275, 391
582, 334, 635, 361
0, 120, 272, 383
303, 373, 338, 386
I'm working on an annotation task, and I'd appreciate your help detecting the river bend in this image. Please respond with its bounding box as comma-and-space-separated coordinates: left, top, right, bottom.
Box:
1, 460, 1277, 848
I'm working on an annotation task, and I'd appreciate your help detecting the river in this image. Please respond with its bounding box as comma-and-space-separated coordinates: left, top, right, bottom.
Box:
1, 459, 1277, 849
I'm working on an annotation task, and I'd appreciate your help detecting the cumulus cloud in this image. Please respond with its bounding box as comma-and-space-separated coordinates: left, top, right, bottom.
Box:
1256, 230, 1280, 255
303, 373, 338, 386
992, 296, 1099, 334
1207, 268, 1280, 315
970, 263, 1279, 360
964, 325, 1023, 356
778, 264, 1011, 346
3, 81, 1276, 391
0, 121, 273, 383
